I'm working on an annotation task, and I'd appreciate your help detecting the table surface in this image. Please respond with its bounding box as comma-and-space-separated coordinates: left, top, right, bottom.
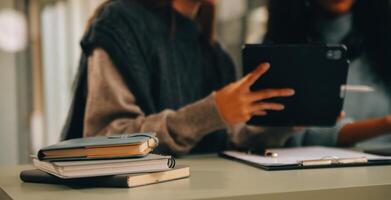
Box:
1, 154, 391, 200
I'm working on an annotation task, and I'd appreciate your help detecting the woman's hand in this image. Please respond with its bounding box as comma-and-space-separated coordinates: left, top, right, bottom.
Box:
338, 114, 391, 146
337, 111, 346, 121
214, 63, 295, 126
385, 115, 391, 132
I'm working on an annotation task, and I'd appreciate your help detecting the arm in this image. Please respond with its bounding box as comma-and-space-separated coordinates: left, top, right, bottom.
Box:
337, 116, 391, 146
85, 48, 227, 155
226, 123, 302, 151
86, 48, 297, 155
284, 115, 391, 147
283, 117, 353, 147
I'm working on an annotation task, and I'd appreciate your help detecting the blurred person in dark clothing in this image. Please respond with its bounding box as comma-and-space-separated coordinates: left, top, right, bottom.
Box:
264, 0, 391, 148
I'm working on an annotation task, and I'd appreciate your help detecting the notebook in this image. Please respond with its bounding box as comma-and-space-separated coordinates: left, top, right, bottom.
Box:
365, 148, 391, 156
33, 154, 175, 178
20, 166, 190, 188
38, 133, 158, 161
221, 146, 391, 171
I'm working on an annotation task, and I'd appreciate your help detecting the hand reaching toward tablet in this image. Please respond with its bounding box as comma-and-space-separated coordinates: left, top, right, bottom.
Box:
385, 115, 391, 128
214, 63, 295, 126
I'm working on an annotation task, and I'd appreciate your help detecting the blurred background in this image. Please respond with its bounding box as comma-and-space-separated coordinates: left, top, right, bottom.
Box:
0, 0, 269, 165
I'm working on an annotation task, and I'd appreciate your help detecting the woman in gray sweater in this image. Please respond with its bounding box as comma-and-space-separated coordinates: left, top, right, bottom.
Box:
62, 0, 296, 155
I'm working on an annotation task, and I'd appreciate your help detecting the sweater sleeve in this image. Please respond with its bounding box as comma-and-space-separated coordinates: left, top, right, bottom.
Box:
85, 48, 303, 155
226, 124, 303, 151
284, 118, 354, 147
84, 48, 227, 155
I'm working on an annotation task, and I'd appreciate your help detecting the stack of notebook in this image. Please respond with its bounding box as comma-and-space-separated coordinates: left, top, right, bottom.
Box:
20, 133, 190, 188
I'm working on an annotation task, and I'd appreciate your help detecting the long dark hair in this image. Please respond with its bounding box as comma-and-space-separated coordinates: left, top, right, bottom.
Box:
265, 0, 391, 89
86, 0, 217, 44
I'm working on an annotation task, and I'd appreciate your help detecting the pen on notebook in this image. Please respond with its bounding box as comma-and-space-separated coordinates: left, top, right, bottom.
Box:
341, 85, 375, 93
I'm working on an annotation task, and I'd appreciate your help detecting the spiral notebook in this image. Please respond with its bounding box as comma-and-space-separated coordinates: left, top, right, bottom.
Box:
221, 146, 391, 171
33, 154, 175, 178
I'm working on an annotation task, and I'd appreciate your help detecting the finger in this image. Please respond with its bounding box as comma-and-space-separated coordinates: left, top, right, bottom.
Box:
241, 63, 270, 88
252, 111, 267, 116
250, 102, 285, 113
293, 126, 306, 132
249, 88, 295, 101
337, 111, 346, 121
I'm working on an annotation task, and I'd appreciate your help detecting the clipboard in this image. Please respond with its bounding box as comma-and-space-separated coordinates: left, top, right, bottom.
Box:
220, 147, 391, 171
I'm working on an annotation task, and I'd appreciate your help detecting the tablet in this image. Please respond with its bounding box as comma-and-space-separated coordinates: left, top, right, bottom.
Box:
242, 44, 349, 126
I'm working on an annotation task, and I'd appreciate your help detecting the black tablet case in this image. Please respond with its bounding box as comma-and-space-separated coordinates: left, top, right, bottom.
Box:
20, 169, 131, 188
243, 44, 349, 126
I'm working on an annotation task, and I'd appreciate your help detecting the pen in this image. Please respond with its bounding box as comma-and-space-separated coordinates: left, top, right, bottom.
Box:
299, 157, 368, 166
341, 85, 375, 93
264, 150, 278, 158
